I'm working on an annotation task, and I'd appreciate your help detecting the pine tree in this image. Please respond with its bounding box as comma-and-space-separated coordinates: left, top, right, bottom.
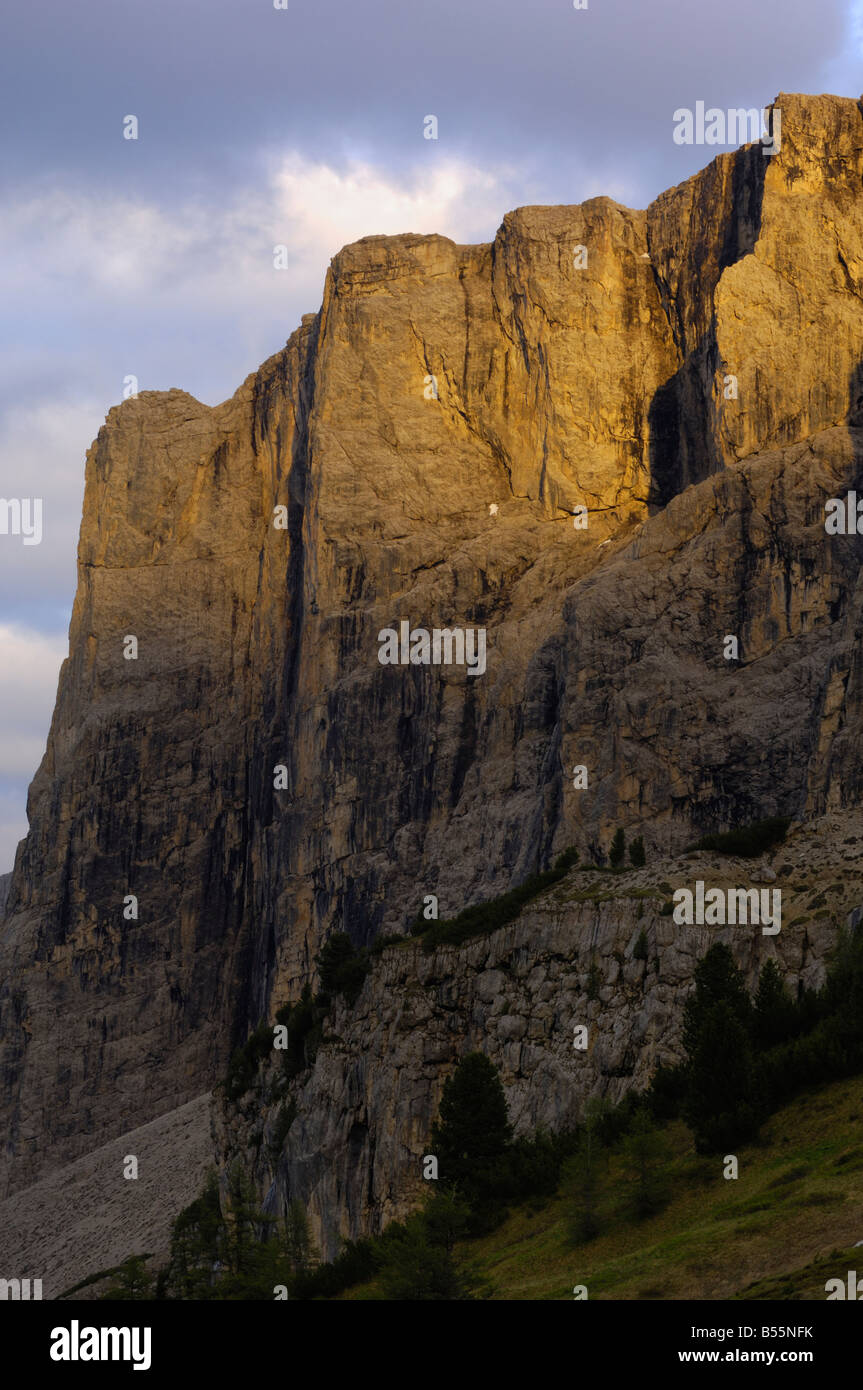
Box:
629, 836, 646, 868
431, 1053, 512, 1200
282, 1198, 318, 1275
163, 1169, 225, 1299
421, 1189, 473, 1254
682, 943, 751, 1056
682, 944, 760, 1152
753, 958, 795, 1048
622, 1108, 671, 1218
609, 828, 626, 869
163, 1165, 299, 1300
379, 1192, 492, 1301
684, 1001, 761, 1152
378, 1222, 481, 1300
566, 1097, 608, 1243
316, 933, 367, 1000
223, 1161, 271, 1279
213, 1165, 296, 1300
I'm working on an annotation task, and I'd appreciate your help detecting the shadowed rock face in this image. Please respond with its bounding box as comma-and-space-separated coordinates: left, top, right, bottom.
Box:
0, 873, 11, 920
223, 812, 854, 1260
1, 92, 863, 1202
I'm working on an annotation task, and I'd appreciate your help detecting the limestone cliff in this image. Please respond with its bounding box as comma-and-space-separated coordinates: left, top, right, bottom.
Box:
1, 91, 863, 1225
0, 872, 11, 921
220, 812, 857, 1259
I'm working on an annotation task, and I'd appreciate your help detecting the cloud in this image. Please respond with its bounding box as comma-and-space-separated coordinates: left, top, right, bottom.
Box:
269, 152, 517, 253
2, 152, 519, 315
822, 0, 863, 88
0, 395, 94, 623
0, 0, 851, 209
0, 153, 525, 412
0, 625, 66, 771
0, 624, 67, 872
0, 788, 29, 879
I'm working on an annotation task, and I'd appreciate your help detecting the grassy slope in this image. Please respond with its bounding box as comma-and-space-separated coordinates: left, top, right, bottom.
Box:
341, 1075, 863, 1300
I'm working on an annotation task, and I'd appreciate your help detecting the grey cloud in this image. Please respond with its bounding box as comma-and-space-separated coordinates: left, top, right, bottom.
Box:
1, 0, 853, 211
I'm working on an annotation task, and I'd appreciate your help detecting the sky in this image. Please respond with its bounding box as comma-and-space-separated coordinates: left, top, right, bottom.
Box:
0, 0, 861, 871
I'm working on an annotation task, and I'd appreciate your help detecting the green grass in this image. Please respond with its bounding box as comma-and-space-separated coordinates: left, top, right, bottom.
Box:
338, 1076, 863, 1301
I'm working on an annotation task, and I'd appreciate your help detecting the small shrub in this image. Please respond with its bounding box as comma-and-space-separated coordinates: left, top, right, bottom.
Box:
419, 850, 579, 953
225, 1020, 274, 1103
369, 933, 406, 955
647, 1061, 687, 1121
688, 816, 791, 859
316, 934, 370, 1003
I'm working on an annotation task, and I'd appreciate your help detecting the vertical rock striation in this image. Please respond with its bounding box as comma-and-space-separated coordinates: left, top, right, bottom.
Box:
1, 93, 863, 1216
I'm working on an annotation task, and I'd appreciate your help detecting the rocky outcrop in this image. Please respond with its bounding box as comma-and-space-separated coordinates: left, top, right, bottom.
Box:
647, 94, 863, 496
1, 92, 863, 1223
218, 811, 859, 1259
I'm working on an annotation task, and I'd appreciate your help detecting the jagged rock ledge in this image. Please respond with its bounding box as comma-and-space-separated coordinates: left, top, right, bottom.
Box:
219, 811, 858, 1260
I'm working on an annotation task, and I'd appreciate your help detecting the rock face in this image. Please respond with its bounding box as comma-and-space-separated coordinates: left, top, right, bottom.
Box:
0, 873, 11, 920
0, 1095, 213, 1299
1, 91, 863, 1227
221, 813, 853, 1259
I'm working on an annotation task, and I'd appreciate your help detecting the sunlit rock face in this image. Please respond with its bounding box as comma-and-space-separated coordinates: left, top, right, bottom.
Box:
1, 93, 863, 1213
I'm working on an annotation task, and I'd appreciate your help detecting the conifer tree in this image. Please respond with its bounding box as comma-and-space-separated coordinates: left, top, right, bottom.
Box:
753, 958, 795, 1048
378, 1221, 479, 1300
622, 1108, 671, 1218
567, 1097, 609, 1243
629, 836, 646, 868
163, 1169, 225, 1299
431, 1053, 512, 1200
681, 943, 751, 1056
282, 1198, 319, 1275
609, 828, 626, 868
316, 932, 367, 1000
684, 1005, 760, 1151
682, 944, 760, 1152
